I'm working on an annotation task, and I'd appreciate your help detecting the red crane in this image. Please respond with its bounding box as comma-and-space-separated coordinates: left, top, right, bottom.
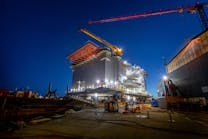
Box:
89, 3, 208, 30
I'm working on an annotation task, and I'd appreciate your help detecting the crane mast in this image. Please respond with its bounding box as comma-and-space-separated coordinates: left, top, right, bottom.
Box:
89, 3, 208, 30
195, 3, 208, 30
80, 28, 123, 56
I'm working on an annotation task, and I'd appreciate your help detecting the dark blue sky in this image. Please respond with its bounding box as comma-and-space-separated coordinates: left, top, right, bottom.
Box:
1, 0, 207, 97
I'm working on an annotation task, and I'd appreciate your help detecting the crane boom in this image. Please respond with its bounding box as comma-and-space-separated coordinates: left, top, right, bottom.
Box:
80, 28, 123, 56
89, 3, 208, 30
89, 9, 181, 24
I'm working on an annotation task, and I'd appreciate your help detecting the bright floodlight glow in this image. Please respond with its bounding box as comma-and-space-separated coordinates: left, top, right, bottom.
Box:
163, 75, 168, 81
96, 80, 100, 84
105, 79, 109, 83
118, 48, 122, 52
127, 96, 130, 100
123, 60, 127, 64
110, 80, 113, 84
123, 75, 127, 80
95, 93, 98, 98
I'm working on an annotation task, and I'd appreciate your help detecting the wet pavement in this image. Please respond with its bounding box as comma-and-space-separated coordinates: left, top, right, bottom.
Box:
1, 107, 208, 139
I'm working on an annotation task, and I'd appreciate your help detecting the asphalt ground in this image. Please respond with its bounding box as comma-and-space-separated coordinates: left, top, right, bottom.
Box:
1, 107, 208, 139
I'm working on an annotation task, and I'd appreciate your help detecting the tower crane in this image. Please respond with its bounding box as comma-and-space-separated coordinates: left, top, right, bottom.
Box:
89, 3, 208, 30
80, 28, 123, 56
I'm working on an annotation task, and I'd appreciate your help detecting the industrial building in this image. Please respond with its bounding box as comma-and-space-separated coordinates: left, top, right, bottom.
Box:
67, 29, 147, 98
157, 29, 208, 109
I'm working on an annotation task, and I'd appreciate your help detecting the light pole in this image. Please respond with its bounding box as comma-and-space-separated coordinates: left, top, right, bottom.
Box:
163, 75, 168, 96
105, 79, 109, 88
95, 93, 98, 115
96, 80, 100, 88
77, 81, 81, 91
163, 76, 175, 122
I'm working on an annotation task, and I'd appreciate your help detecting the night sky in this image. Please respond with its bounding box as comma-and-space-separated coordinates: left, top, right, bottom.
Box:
1, 0, 207, 97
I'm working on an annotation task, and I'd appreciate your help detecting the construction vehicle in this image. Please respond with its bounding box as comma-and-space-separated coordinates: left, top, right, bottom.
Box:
89, 3, 208, 31
104, 100, 118, 112
80, 28, 123, 56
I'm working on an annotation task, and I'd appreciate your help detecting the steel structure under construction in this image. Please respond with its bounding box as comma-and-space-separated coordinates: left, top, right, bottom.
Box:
166, 29, 208, 99
67, 29, 147, 97
156, 29, 208, 110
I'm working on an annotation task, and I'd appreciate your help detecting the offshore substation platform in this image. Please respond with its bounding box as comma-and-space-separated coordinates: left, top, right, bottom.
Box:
67, 28, 148, 101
